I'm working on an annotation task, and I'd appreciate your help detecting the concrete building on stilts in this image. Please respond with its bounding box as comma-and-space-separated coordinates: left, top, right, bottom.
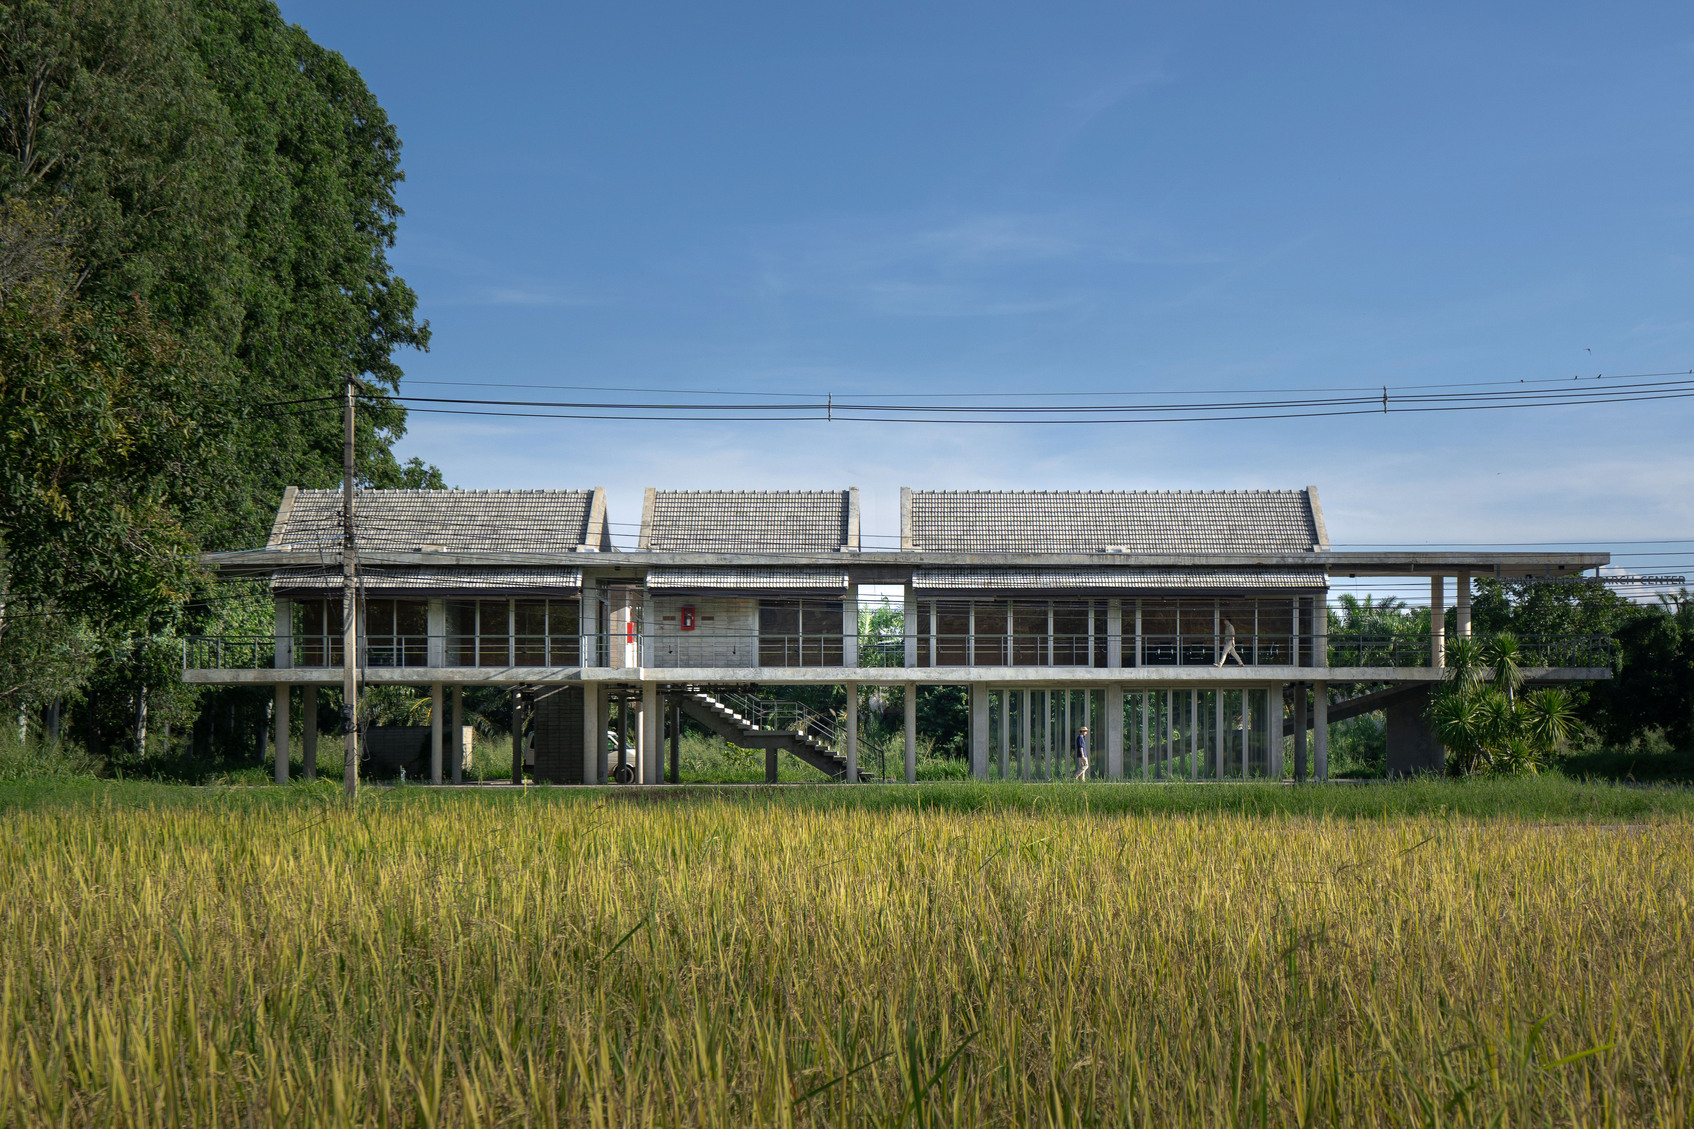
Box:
185, 486, 1615, 784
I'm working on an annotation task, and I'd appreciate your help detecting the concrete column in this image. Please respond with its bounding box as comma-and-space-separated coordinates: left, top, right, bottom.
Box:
1019, 689, 1031, 781
1190, 690, 1199, 779
844, 681, 858, 782
1270, 685, 1285, 780
1107, 600, 1122, 669
843, 586, 860, 667
642, 683, 660, 784
580, 588, 599, 670
1140, 690, 1149, 778
1314, 682, 1329, 783
989, 684, 1002, 773
969, 684, 988, 779
1164, 691, 1173, 779
670, 700, 681, 784
511, 690, 524, 784
1315, 589, 1329, 669
1430, 574, 1446, 669
1106, 684, 1124, 780
274, 600, 292, 670
903, 586, 917, 669
904, 682, 918, 784
430, 682, 443, 784
581, 685, 600, 785
1214, 689, 1225, 780
1293, 684, 1308, 783
427, 600, 445, 667
273, 684, 289, 784
1456, 572, 1472, 638
303, 689, 318, 781
452, 685, 464, 784
1240, 689, 1251, 778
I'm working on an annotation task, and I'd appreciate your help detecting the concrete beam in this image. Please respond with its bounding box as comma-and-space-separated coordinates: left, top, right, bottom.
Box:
204, 547, 1609, 575
187, 664, 1614, 687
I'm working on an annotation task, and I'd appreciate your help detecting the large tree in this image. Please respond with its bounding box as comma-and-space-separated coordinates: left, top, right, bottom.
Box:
0, 0, 431, 744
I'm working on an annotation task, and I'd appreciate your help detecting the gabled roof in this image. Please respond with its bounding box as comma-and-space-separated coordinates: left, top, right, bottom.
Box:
266, 487, 613, 554
901, 488, 1328, 554
639, 489, 859, 553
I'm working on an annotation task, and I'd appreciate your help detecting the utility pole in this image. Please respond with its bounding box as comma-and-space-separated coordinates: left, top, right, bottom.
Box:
341, 374, 360, 797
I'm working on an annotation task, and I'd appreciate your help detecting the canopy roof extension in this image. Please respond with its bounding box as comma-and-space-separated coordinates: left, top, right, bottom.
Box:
272, 566, 583, 598
639, 489, 859, 553
264, 487, 612, 555
912, 568, 1327, 594
646, 567, 850, 596
902, 487, 1328, 554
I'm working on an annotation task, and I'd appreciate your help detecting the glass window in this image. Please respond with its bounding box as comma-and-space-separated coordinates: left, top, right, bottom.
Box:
1012, 600, 1048, 666
974, 601, 1007, 666
1053, 602, 1088, 666
760, 601, 800, 667
446, 601, 476, 666
935, 601, 969, 666
514, 600, 546, 665
478, 600, 509, 667
549, 599, 581, 665
1140, 599, 1177, 666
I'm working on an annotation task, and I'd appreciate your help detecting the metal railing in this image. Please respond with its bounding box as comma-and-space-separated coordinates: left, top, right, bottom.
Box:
184, 631, 1620, 673
1326, 633, 1618, 669
709, 691, 842, 751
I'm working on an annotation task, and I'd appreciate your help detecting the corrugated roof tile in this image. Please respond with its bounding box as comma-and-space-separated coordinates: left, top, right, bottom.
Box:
906, 490, 1319, 553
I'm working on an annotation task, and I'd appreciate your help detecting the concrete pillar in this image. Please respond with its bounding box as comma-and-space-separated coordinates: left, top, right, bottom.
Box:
430, 682, 443, 784
1062, 690, 1074, 781
903, 586, 917, 669
844, 681, 858, 782
303, 689, 318, 781
511, 690, 524, 784
273, 684, 289, 784
904, 682, 917, 783
670, 699, 682, 784
970, 684, 989, 779
1314, 682, 1329, 783
1240, 689, 1250, 778
1189, 689, 1199, 779
642, 683, 659, 784
1270, 685, 1285, 780
427, 600, 446, 667
1214, 689, 1224, 780
274, 600, 292, 671
1315, 589, 1329, 670
1164, 691, 1173, 779
1105, 684, 1124, 780
989, 684, 1002, 773
1293, 684, 1308, 783
1019, 689, 1031, 781
1456, 573, 1472, 638
581, 685, 600, 785
1140, 690, 1149, 778
580, 588, 600, 670
843, 586, 860, 667
1107, 600, 1122, 669
1430, 574, 1446, 669
451, 685, 464, 784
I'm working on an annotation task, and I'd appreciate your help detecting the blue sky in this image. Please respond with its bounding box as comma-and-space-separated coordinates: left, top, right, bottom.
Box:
279, 1, 1694, 572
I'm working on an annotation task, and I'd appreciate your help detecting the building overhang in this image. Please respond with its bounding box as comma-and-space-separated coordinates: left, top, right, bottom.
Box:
204, 548, 1609, 579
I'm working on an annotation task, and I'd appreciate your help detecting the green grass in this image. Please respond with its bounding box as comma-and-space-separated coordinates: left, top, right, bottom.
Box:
1, 781, 1690, 1126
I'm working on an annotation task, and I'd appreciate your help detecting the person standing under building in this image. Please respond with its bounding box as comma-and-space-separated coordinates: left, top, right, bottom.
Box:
1074, 724, 1090, 781
1215, 617, 1244, 666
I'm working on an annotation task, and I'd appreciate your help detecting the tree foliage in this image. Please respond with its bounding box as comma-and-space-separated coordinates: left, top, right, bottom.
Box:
0, 0, 433, 746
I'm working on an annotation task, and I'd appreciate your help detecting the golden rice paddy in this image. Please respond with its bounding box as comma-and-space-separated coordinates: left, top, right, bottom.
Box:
0, 785, 1689, 1126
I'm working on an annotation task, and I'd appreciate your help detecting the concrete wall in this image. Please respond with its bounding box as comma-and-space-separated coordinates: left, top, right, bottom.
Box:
647, 596, 759, 667
532, 686, 586, 784
1385, 686, 1445, 777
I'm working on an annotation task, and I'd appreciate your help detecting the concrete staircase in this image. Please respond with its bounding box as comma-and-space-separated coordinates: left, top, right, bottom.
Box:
679, 690, 866, 782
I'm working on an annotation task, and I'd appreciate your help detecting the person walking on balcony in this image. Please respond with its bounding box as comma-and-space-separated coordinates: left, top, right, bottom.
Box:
1215, 617, 1244, 666
1074, 725, 1090, 781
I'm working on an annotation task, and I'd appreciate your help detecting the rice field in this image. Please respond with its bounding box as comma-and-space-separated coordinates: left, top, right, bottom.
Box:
1, 782, 1691, 1126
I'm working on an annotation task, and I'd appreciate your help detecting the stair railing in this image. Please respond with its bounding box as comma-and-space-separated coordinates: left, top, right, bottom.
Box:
705, 691, 842, 752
